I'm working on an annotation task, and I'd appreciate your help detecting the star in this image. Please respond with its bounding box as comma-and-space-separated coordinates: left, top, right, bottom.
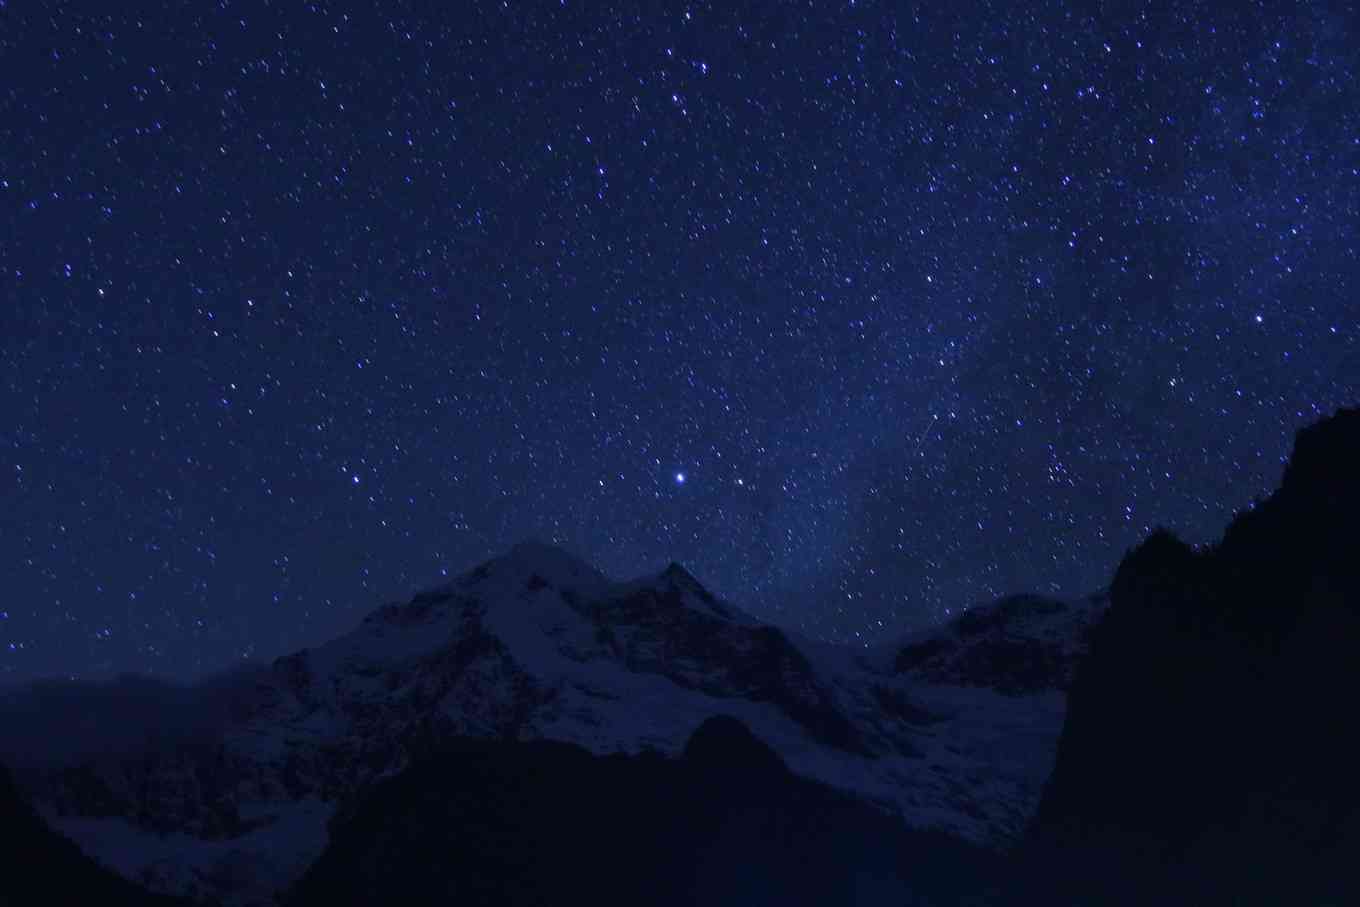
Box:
2, 1, 1354, 682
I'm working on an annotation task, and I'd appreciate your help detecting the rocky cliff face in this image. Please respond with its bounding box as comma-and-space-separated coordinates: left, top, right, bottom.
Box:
894, 592, 1105, 694
1028, 407, 1360, 905
18, 540, 1103, 905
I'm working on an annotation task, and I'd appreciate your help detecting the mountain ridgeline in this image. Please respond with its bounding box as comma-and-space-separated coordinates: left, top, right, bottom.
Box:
1, 407, 1355, 906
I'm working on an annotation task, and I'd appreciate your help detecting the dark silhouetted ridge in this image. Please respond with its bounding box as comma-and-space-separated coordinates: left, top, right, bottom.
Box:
285, 719, 1005, 907
1025, 407, 1360, 906
682, 714, 789, 778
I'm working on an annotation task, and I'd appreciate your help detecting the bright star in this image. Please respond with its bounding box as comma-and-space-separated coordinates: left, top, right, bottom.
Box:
675, 471, 686, 484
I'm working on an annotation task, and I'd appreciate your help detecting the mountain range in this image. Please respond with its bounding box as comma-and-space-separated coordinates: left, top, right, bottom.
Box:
2, 406, 1356, 905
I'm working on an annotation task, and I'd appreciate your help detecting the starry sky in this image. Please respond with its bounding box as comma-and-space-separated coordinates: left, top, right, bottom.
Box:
2, 1, 1357, 683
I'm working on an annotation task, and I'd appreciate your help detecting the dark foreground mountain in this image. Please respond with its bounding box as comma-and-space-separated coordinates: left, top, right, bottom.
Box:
1024, 406, 1360, 905
0, 759, 186, 907
285, 715, 1005, 907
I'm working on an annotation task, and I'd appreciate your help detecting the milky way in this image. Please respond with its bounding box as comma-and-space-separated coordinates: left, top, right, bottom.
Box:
2, 2, 1356, 681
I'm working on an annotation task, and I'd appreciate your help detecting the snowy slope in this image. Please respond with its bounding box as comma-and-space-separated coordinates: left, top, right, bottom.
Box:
26, 542, 1106, 906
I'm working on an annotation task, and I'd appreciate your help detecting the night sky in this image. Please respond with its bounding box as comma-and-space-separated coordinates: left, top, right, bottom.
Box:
2, 1, 1356, 683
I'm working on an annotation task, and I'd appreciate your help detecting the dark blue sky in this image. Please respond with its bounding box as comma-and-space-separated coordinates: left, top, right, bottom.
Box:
2, 1, 1356, 682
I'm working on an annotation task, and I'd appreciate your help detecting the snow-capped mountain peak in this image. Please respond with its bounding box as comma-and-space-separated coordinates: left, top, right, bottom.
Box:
496, 538, 611, 586
19, 547, 1105, 906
